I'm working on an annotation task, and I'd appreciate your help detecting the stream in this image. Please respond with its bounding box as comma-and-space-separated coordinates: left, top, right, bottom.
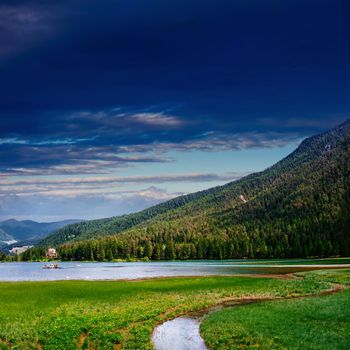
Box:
152, 317, 208, 350
151, 281, 346, 350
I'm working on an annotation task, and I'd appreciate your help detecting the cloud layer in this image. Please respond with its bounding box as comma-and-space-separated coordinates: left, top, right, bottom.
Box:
0, 172, 245, 197
0, 171, 246, 220
0, 186, 181, 222
0, 107, 306, 175
1, 1, 349, 177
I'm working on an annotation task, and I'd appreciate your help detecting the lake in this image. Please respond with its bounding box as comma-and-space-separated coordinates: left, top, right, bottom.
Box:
1, 260, 349, 281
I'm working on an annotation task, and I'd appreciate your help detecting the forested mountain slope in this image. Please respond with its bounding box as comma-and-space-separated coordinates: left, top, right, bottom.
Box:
27, 119, 350, 260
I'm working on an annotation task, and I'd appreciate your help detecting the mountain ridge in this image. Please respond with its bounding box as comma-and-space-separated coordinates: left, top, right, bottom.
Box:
0, 219, 83, 246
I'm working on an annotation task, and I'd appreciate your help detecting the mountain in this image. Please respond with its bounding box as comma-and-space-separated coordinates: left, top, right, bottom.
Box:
28, 119, 350, 260
0, 228, 14, 243
0, 219, 83, 246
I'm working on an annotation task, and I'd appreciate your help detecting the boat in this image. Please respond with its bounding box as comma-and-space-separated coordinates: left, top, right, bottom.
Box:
43, 263, 60, 269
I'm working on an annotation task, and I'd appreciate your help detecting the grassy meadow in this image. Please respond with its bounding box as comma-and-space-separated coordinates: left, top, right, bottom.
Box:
201, 269, 350, 350
0, 269, 349, 349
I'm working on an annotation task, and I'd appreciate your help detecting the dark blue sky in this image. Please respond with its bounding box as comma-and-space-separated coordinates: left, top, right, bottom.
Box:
0, 0, 349, 221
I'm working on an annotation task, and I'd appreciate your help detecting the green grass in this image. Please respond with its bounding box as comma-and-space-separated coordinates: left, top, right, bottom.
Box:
0, 270, 349, 349
201, 269, 350, 350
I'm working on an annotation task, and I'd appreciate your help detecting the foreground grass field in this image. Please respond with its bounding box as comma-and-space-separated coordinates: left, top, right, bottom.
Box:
201, 269, 350, 350
0, 270, 349, 350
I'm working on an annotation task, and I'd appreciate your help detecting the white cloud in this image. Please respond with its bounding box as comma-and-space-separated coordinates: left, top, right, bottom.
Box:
0, 186, 183, 221
0, 172, 242, 186
0, 172, 245, 197
129, 113, 184, 127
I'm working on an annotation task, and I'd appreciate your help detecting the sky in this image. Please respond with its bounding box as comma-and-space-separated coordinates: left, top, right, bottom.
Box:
0, 0, 349, 222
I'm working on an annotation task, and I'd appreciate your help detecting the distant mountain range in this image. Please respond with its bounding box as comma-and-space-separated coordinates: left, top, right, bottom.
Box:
27, 119, 350, 260
0, 219, 82, 247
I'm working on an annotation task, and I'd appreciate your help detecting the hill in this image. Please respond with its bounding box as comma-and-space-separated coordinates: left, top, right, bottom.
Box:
0, 219, 82, 247
25, 119, 350, 260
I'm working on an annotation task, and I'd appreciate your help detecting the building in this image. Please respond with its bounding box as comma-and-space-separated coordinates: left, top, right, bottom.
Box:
46, 248, 57, 259
9, 246, 33, 255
